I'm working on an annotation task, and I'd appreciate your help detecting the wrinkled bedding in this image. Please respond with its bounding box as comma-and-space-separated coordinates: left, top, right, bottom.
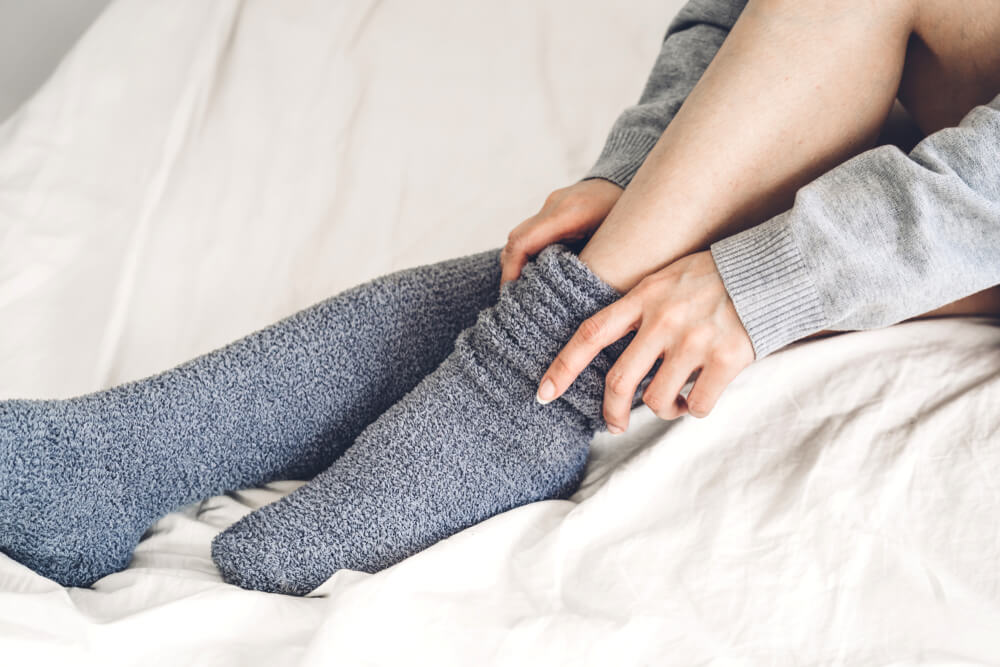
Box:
2, 0, 1000, 664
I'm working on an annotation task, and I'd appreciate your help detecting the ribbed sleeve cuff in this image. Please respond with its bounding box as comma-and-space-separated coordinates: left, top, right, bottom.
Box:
579, 129, 661, 189
709, 213, 829, 360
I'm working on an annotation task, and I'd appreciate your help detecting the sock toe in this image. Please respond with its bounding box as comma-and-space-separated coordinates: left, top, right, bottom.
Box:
210, 521, 296, 594
211, 491, 352, 596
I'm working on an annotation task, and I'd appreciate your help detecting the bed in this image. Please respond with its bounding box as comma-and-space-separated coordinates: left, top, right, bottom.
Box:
2, 0, 1000, 664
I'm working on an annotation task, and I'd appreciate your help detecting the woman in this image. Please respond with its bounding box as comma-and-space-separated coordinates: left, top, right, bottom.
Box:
2, 0, 999, 595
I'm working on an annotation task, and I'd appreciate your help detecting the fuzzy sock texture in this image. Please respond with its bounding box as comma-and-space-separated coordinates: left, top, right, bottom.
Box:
0, 250, 501, 587
211, 244, 627, 595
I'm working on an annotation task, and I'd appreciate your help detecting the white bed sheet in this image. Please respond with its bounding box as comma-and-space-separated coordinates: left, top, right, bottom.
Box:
2, 0, 1000, 664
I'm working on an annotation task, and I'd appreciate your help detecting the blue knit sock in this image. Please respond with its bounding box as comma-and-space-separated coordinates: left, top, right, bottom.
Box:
211, 245, 627, 595
0, 250, 501, 587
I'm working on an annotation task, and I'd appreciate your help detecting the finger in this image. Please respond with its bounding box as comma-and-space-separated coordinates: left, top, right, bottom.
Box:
642, 351, 702, 421
537, 297, 641, 405
601, 331, 664, 434
683, 357, 743, 418
499, 218, 539, 286
499, 253, 528, 287
501, 217, 569, 286
501, 208, 589, 287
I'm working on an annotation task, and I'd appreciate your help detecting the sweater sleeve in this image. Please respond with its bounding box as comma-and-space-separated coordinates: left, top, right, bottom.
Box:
710, 94, 1000, 360
581, 0, 749, 188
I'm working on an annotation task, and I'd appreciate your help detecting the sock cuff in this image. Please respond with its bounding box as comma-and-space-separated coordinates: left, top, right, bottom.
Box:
454, 244, 624, 432
535, 244, 624, 312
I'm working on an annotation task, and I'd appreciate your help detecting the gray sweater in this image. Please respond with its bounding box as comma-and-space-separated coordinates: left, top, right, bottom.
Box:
583, 0, 1000, 359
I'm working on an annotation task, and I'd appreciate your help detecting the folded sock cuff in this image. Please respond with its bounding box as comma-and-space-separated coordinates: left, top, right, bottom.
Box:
454, 244, 624, 432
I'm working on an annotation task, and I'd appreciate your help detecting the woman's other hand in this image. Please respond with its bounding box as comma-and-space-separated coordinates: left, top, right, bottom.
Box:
500, 178, 623, 287
536, 250, 755, 432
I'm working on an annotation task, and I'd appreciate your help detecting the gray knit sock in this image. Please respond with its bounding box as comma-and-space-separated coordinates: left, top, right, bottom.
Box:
211, 244, 627, 595
0, 250, 501, 587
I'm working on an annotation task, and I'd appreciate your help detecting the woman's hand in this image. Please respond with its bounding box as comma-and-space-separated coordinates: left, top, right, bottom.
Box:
500, 178, 623, 287
536, 250, 755, 432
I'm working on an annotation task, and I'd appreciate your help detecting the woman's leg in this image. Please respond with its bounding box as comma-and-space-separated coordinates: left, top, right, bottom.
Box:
209, 0, 1000, 595
578, 0, 1000, 326
212, 244, 627, 595
0, 250, 501, 587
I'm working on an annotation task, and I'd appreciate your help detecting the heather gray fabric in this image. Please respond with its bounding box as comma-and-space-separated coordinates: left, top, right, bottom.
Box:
0, 250, 502, 587
211, 244, 627, 596
711, 94, 1000, 359
582, 0, 747, 188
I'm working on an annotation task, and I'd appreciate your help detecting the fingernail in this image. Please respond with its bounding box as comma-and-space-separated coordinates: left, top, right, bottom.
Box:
536, 378, 556, 405
607, 423, 624, 435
